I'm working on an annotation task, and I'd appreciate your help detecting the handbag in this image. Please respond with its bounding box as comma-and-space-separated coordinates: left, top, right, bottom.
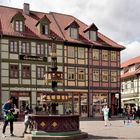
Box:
5, 112, 14, 121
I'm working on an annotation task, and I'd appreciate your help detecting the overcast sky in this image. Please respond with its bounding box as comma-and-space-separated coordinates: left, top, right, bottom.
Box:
1, 0, 140, 63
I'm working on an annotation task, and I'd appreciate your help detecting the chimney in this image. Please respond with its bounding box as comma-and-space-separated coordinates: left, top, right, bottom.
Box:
23, 3, 30, 15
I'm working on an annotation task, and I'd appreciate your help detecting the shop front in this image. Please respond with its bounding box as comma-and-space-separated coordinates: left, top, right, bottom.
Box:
10, 91, 31, 114
37, 92, 88, 117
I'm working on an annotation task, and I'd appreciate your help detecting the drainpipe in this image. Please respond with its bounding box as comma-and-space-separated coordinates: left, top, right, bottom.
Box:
88, 45, 93, 117
0, 34, 3, 115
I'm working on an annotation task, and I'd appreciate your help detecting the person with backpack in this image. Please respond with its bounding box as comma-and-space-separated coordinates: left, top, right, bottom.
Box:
2, 97, 15, 138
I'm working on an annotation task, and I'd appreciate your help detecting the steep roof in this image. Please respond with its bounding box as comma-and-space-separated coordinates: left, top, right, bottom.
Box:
121, 67, 140, 79
0, 5, 125, 49
121, 56, 140, 68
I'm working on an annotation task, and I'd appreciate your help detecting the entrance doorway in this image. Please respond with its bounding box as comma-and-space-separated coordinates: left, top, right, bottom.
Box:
51, 103, 58, 114
19, 97, 30, 113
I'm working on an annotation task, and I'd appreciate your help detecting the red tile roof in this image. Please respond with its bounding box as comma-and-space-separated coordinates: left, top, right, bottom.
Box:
121, 67, 140, 79
121, 56, 140, 68
0, 5, 125, 49
121, 71, 136, 78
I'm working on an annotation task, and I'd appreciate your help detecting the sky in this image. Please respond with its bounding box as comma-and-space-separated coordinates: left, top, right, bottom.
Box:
1, 0, 140, 63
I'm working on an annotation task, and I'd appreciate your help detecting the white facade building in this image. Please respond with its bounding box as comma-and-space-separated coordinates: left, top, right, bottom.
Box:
121, 56, 140, 108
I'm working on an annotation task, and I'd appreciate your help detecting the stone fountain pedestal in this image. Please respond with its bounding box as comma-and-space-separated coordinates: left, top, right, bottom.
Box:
24, 114, 88, 140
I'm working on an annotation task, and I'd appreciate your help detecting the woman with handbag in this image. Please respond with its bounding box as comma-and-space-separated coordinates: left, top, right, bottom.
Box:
2, 97, 15, 138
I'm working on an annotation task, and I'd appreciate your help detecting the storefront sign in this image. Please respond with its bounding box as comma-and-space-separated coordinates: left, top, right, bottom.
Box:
19, 55, 47, 62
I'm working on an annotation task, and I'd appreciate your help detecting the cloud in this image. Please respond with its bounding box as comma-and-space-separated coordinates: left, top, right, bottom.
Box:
121, 41, 140, 62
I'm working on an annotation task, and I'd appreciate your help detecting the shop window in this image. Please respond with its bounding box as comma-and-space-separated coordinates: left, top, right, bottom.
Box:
102, 50, 108, 61
111, 71, 117, 82
22, 65, 31, 79
93, 49, 99, 60
37, 66, 45, 79
68, 68, 75, 80
93, 93, 108, 116
81, 94, 87, 117
93, 69, 99, 81
102, 70, 108, 82
111, 51, 117, 61
9, 64, 19, 78
36, 43, 45, 56
78, 68, 85, 81
21, 42, 30, 54
65, 93, 72, 114
78, 48, 84, 59
9, 41, 18, 53
74, 94, 80, 115
68, 46, 75, 58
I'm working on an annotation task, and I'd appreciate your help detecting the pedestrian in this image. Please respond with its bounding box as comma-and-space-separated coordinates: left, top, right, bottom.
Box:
126, 106, 132, 124
2, 97, 15, 138
23, 111, 32, 135
102, 105, 112, 126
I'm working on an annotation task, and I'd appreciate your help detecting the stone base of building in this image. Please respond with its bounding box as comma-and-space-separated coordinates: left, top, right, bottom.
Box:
24, 131, 88, 140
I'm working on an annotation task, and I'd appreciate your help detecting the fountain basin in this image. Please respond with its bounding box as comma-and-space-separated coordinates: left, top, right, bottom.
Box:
30, 114, 79, 132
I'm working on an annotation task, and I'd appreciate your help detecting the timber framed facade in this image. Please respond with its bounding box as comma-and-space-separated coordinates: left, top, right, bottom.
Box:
0, 3, 125, 117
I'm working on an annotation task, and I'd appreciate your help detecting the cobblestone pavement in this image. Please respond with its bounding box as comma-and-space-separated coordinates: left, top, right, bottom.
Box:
0, 119, 140, 140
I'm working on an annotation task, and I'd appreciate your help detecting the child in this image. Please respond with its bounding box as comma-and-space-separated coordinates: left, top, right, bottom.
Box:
23, 111, 32, 135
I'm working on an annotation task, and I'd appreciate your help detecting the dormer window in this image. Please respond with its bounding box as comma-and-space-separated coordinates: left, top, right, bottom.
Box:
11, 12, 25, 32
15, 20, 23, 32
89, 30, 97, 41
84, 23, 98, 41
65, 20, 80, 39
36, 15, 51, 35
70, 27, 78, 39
42, 24, 49, 35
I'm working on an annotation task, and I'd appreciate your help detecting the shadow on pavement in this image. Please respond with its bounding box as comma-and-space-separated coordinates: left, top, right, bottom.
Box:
87, 134, 121, 139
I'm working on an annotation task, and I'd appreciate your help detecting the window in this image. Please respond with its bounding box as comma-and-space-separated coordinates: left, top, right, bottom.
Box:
78, 48, 84, 59
48, 44, 52, 56
102, 70, 108, 82
93, 49, 99, 60
9, 41, 18, 53
37, 66, 45, 79
93, 69, 99, 81
78, 68, 85, 81
15, 20, 23, 31
129, 66, 135, 72
68, 68, 75, 80
111, 51, 117, 61
111, 71, 117, 82
21, 42, 30, 54
102, 50, 108, 61
9, 65, 19, 78
70, 27, 78, 39
68, 46, 75, 58
22, 65, 31, 79
42, 24, 49, 35
93, 93, 107, 115
125, 83, 128, 90
90, 31, 97, 41
36, 43, 45, 55
131, 80, 134, 88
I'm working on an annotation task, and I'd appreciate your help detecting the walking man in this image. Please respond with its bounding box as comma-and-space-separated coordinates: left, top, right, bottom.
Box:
2, 97, 15, 138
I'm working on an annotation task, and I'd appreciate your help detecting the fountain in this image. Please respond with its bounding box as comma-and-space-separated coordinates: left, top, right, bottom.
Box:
25, 38, 88, 140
